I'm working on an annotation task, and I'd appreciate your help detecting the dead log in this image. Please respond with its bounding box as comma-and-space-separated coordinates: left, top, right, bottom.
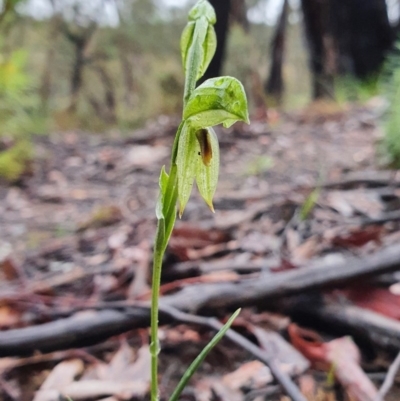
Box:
0, 309, 150, 356
322, 170, 400, 189
283, 296, 400, 354
1, 245, 400, 355
162, 244, 400, 312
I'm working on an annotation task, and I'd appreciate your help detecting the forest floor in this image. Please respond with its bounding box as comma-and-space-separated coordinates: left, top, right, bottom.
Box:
1, 100, 400, 401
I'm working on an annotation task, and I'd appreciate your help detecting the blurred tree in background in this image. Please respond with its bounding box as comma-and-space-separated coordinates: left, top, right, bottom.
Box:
301, 0, 393, 99
0, 0, 397, 134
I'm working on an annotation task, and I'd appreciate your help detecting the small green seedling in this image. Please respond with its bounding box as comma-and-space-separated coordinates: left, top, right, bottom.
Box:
150, 1, 249, 400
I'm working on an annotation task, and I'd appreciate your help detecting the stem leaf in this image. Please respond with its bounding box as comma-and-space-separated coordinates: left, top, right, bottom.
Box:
188, 0, 216, 24
168, 309, 241, 401
181, 18, 216, 82
198, 24, 217, 79
183, 77, 250, 129
180, 21, 195, 73
156, 166, 169, 221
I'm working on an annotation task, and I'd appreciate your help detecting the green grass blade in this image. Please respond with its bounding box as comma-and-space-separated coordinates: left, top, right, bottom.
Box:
168, 309, 241, 401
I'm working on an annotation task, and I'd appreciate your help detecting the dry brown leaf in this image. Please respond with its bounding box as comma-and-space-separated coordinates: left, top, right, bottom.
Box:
96, 343, 151, 384
0, 242, 19, 281
344, 286, 400, 321
222, 361, 272, 391
169, 223, 230, 261
326, 338, 378, 401
298, 375, 316, 400
106, 341, 135, 381
250, 326, 310, 376
289, 324, 378, 401
195, 377, 243, 401
0, 304, 21, 328
160, 326, 201, 344
324, 190, 384, 219
286, 227, 301, 254
331, 226, 383, 248
119, 345, 151, 383
291, 235, 320, 262
62, 379, 148, 401
33, 359, 84, 401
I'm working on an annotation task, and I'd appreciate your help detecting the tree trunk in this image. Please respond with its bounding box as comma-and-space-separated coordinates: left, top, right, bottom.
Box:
302, 0, 393, 99
265, 0, 289, 105
69, 43, 86, 112
40, 18, 61, 110
94, 64, 117, 124
201, 0, 232, 81
62, 23, 97, 112
333, 0, 393, 78
301, 0, 337, 99
118, 46, 137, 109
230, 0, 249, 32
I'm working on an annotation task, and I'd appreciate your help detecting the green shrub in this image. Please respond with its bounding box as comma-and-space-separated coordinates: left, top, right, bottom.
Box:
0, 48, 44, 137
0, 45, 47, 182
335, 75, 379, 105
381, 43, 400, 167
0, 140, 32, 182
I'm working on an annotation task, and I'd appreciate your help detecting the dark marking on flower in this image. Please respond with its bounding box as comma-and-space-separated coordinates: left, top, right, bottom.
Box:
196, 128, 212, 166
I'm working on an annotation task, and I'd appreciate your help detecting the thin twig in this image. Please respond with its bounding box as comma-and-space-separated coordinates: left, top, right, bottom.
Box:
375, 351, 400, 401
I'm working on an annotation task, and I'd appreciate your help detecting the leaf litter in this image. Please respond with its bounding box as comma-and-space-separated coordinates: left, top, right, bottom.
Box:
0, 105, 400, 400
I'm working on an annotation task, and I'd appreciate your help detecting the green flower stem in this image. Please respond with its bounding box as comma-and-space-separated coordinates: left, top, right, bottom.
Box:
150, 228, 164, 401
150, 8, 203, 398
150, 170, 178, 401
150, 2, 248, 400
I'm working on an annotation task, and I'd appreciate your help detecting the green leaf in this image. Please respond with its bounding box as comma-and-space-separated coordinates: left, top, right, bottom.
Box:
299, 187, 320, 221
188, 0, 216, 24
156, 166, 169, 221
183, 77, 250, 129
180, 21, 195, 72
195, 128, 219, 212
168, 309, 241, 401
159, 165, 169, 196
176, 124, 198, 217
155, 168, 169, 251
198, 24, 217, 79
180, 15, 216, 81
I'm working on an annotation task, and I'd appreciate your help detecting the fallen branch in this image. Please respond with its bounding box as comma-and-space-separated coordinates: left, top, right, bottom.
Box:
283, 296, 400, 353
2, 245, 400, 355
322, 170, 400, 189
3, 304, 308, 401
162, 244, 400, 312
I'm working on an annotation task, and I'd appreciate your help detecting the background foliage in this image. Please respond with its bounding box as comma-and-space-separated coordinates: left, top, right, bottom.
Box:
0, 0, 400, 169
0, 0, 311, 133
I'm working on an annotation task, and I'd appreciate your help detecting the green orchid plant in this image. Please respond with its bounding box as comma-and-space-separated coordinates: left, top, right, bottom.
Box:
150, 1, 249, 400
